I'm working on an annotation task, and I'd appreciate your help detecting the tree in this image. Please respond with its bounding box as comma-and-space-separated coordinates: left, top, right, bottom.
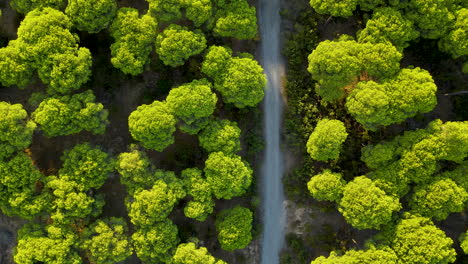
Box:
110, 8, 157, 75
155, 25, 207, 67
166, 79, 217, 134
129, 179, 185, 226
46, 175, 105, 224
186, 0, 212, 26
346, 68, 437, 130
146, 0, 183, 22
132, 220, 179, 263
58, 143, 115, 190
404, 0, 456, 39
198, 119, 241, 154
32, 90, 109, 137
65, 0, 118, 33
38, 48, 92, 94
307, 40, 402, 101
0, 45, 34, 87
357, 7, 419, 50
14, 224, 82, 264
82, 218, 132, 264
0, 153, 50, 219
10, 0, 66, 14
128, 101, 176, 151
213, 0, 258, 40
172, 242, 227, 264
215, 206, 253, 251
307, 170, 346, 202
460, 231, 468, 254
204, 152, 252, 199
116, 149, 154, 195
385, 214, 457, 264
182, 168, 214, 221
202, 46, 266, 108
311, 247, 398, 264
310, 0, 357, 17
0, 102, 36, 159
439, 8, 468, 58
338, 176, 401, 230
306, 119, 348, 161
409, 178, 467, 221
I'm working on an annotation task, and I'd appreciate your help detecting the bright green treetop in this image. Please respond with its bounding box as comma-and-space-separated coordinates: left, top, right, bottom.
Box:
0, 46, 34, 88
385, 214, 457, 264
110, 8, 157, 75
307, 170, 346, 202
346, 68, 437, 130
0, 152, 50, 219
357, 7, 420, 50
58, 143, 114, 191
65, 0, 118, 33
460, 231, 468, 254
202, 46, 266, 108
10, 0, 66, 14
32, 90, 109, 137
147, 0, 183, 22
132, 220, 179, 263
339, 176, 401, 230
405, 0, 456, 39
409, 178, 467, 221
156, 25, 207, 67
198, 119, 241, 154
129, 179, 184, 226
182, 168, 214, 221
204, 152, 252, 199
310, 248, 398, 264
82, 217, 132, 264
172, 242, 227, 264
0, 102, 36, 159
306, 119, 348, 161
186, 0, 212, 26
14, 224, 81, 264
215, 206, 253, 251
128, 101, 177, 151
310, 0, 357, 17
439, 8, 468, 58
166, 79, 217, 134
116, 149, 155, 195
213, 0, 258, 40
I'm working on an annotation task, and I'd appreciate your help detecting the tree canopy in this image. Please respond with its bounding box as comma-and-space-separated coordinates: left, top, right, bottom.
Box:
172, 242, 227, 264
213, 0, 258, 40
307, 119, 348, 161
198, 119, 241, 154
307, 170, 346, 202
438, 8, 468, 58
65, 0, 117, 33
10, 0, 66, 14
182, 168, 214, 221
215, 206, 253, 251
311, 247, 398, 264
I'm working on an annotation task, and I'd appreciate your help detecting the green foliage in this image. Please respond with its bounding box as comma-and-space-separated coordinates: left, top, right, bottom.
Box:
357, 7, 420, 50
213, 0, 258, 40
307, 170, 345, 202
172, 242, 227, 264
129, 179, 185, 226
346, 68, 437, 130
185, 0, 212, 26
460, 231, 468, 254
204, 152, 252, 199
14, 224, 81, 264
132, 220, 179, 263
59, 143, 114, 190
310, 0, 357, 17
10, 0, 66, 14
147, 0, 183, 22
215, 206, 253, 251
0, 46, 34, 87
0, 153, 49, 219
405, 0, 456, 39
116, 149, 154, 195
65, 0, 118, 33
339, 176, 401, 230
310, 247, 398, 263
306, 119, 348, 161
128, 101, 176, 151
166, 79, 217, 134
442, 162, 468, 191
32, 90, 109, 137
181, 168, 214, 221
202, 46, 266, 108
46, 175, 104, 224
409, 178, 467, 221
110, 8, 157, 75
307, 40, 402, 101
82, 218, 132, 264
0, 102, 36, 159
156, 25, 207, 67
385, 214, 457, 264
198, 119, 241, 154
439, 8, 468, 58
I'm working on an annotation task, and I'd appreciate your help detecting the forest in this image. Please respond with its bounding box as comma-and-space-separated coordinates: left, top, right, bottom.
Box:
0, 0, 466, 263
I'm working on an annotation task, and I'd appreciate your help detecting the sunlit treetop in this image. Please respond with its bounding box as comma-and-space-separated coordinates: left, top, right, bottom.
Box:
306, 119, 348, 161
65, 0, 118, 33
10, 0, 67, 14
198, 119, 241, 154
172, 242, 227, 264
438, 8, 468, 58
213, 0, 258, 40
310, 247, 398, 264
